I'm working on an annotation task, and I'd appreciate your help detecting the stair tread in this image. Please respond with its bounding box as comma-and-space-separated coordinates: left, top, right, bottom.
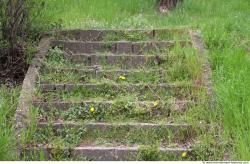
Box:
27, 144, 192, 151
38, 121, 191, 127
52, 40, 179, 44
43, 67, 167, 72
33, 99, 192, 104
39, 82, 192, 86
33, 100, 193, 112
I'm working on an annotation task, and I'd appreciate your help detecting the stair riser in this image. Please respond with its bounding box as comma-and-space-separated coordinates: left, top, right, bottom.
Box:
37, 122, 192, 135
51, 40, 190, 54
54, 29, 188, 42
69, 55, 167, 67
24, 146, 191, 161
40, 83, 192, 92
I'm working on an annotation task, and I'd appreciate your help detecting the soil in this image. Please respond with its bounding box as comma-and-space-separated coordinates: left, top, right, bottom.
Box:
158, 0, 181, 13
0, 44, 29, 86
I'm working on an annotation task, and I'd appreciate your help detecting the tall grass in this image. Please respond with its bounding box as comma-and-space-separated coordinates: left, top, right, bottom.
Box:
0, 86, 20, 160
0, 0, 249, 160
38, 0, 250, 160
34, 0, 156, 29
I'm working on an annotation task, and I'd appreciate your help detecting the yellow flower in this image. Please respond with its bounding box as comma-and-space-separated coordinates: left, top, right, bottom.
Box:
153, 100, 160, 107
90, 107, 95, 113
119, 75, 126, 81
182, 152, 187, 158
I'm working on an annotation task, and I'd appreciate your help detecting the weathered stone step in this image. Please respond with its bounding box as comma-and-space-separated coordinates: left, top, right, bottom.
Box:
51, 40, 190, 54
33, 100, 193, 113
67, 54, 168, 66
40, 83, 191, 92
42, 67, 167, 75
25, 145, 191, 160
54, 29, 188, 42
38, 122, 192, 134
36, 82, 195, 102
37, 83, 194, 101
40, 68, 172, 84
74, 146, 191, 161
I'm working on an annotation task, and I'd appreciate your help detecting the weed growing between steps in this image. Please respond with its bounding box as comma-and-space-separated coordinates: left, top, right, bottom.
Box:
101, 30, 189, 42
0, 0, 248, 160
35, 100, 194, 124
21, 106, 86, 160
25, 121, 195, 160
33, 85, 207, 124
25, 28, 210, 160
41, 68, 174, 84
34, 83, 194, 102
53, 29, 190, 42
31, 124, 194, 146
40, 44, 203, 83
137, 146, 185, 160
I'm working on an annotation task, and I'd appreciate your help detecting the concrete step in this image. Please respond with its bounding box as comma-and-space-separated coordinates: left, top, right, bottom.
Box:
67, 54, 168, 66
39, 68, 174, 84
39, 82, 192, 92
25, 145, 192, 160
51, 40, 190, 54
42, 67, 167, 76
37, 121, 193, 135
33, 100, 193, 114
53, 29, 188, 42
37, 83, 194, 101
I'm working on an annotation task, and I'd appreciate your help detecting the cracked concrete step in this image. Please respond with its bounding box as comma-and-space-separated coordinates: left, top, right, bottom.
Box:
24, 145, 192, 161
42, 67, 167, 77
53, 29, 189, 42
73, 146, 191, 161
36, 83, 195, 102
37, 122, 193, 135
50, 40, 190, 54
40, 83, 193, 92
32, 100, 193, 114
34, 122, 195, 147
39, 68, 173, 84
66, 54, 168, 66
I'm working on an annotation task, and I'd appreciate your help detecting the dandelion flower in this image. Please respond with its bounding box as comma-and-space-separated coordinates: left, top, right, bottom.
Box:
153, 100, 160, 107
119, 75, 126, 81
90, 107, 95, 113
182, 152, 187, 158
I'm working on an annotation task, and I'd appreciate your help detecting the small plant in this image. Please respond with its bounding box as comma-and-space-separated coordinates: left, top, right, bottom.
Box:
137, 146, 160, 161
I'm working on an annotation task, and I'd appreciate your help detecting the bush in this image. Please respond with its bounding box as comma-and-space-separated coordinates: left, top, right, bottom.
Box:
0, 0, 45, 84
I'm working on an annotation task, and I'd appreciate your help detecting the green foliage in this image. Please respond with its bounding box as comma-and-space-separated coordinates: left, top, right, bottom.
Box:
0, 86, 20, 160
37, 0, 250, 160
1, 0, 250, 161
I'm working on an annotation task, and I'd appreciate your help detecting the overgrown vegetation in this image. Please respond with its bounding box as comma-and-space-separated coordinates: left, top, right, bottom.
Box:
0, 0, 249, 161
0, 86, 20, 160
36, 0, 249, 160
0, 0, 45, 83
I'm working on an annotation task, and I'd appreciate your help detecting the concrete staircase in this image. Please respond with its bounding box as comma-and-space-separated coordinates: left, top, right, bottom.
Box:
18, 29, 212, 160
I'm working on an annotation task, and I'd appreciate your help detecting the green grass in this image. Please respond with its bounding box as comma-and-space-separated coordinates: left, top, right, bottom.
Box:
0, 86, 20, 160
1, 0, 249, 161
37, 0, 250, 160
35, 0, 156, 29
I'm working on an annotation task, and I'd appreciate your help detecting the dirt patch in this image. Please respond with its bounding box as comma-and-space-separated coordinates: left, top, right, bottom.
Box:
158, 0, 182, 13
0, 44, 29, 86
